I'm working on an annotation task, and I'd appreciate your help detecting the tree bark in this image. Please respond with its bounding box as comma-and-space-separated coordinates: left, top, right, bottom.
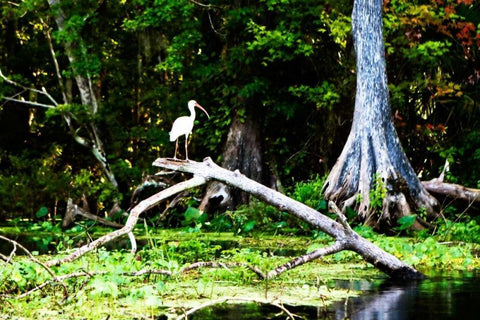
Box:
154, 158, 425, 280
323, 0, 437, 228
199, 110, 263, 212
422, 179, 480, 203
48, 0, 118, 188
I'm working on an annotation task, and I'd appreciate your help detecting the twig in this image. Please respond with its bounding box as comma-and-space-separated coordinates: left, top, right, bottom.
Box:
0, 235, 69, 300
188, 0, 224, 36
328, 201, 354, 235
0, 69, 59, 106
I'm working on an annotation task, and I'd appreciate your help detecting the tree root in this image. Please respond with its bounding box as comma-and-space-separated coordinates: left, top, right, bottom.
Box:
422, 178, 480, 203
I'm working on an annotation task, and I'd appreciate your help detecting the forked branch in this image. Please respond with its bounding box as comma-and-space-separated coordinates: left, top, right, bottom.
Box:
153, 157, 425, 280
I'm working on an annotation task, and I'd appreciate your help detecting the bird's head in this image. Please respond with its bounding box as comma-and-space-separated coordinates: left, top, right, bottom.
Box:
188, 100, 197, 109
188, 100, 210, 119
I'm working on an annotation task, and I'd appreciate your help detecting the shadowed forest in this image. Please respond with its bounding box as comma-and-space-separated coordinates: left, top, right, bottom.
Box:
1, 0, 480, 319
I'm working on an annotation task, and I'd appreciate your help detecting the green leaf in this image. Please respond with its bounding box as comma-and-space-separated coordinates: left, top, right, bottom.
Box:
242, 220, 256, 233
35, 206, 48, 218
316, 199, 328, 211
184, 207, 201, 222
395, 215, 417, 231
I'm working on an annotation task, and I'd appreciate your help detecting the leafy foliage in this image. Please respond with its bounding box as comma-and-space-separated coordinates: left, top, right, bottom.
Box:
0, 0, 479, 228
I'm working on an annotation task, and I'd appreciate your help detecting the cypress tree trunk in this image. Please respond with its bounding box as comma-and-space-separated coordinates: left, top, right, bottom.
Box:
199, 110, 263, 211
323, 0, 437, 228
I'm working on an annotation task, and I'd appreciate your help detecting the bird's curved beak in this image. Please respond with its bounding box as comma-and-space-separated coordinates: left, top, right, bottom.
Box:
195, 102, 210, 119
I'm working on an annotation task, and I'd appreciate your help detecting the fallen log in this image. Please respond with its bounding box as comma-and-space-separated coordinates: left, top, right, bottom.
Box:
47, 157, 425, 280
153, 157, 425, 280
62, 198, 124, 229
423, 178, 480, 203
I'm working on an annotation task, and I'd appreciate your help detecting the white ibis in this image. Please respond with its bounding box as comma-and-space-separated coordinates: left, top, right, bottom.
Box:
169, 100, 210, 160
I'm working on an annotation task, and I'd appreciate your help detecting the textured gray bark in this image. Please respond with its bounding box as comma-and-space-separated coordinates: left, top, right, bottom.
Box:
154, 158, 425, 280
323, 0, 437, 227
199, 111, 263, 212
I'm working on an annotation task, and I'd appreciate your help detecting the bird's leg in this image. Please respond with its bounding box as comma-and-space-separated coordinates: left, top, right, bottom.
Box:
185, 134, 189, 161
173, 139, 179, 160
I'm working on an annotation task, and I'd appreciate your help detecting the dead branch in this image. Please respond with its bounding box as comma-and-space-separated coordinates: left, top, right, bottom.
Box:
329, 201, 354, 235
267, 241, 344, 279
34, 157, 425, 281
46, 176, 207, 267
0, 69, 59, 106
0, 235, 68, 300
153, 157, 425, 280
422, 178, 480, 203
63, 198, 124, 228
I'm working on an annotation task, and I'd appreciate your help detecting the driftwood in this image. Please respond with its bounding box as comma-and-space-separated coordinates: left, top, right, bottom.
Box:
46, 157, 424, 280
62, 198, 124, 228
153, 157, 425, 280
46, 176, 207, 267
423, 178, 480, 203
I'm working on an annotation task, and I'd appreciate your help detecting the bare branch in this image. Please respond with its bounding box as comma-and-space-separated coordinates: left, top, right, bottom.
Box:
40, 16, 68, 104
153, 157, 425, 280
2, 97, 56, 109
328, 201, 354, 235
46, 175, 207, 267
0, 69, 59, 106
0, 235, 69, 300
267, 241, 344, 279
64, 198, 124, 228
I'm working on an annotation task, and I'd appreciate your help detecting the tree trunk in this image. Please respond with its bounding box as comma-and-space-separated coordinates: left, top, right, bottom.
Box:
323, 0, 437, 228
199, 110, 263, 212
48, 0, 118, 189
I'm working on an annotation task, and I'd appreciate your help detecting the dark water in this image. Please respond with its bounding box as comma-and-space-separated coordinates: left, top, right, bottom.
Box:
191, 271, 480, 320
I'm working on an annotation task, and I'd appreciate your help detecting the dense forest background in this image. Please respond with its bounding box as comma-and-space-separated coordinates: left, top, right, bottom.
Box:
0, 0, 479, 225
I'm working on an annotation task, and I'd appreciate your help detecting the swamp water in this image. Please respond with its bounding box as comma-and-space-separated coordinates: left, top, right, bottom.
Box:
2, 229, 479, 319
190, 271, 480, 320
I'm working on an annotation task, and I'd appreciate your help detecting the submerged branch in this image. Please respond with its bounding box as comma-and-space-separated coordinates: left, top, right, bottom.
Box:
0, 235, 68, 300
267, 241, 344, 279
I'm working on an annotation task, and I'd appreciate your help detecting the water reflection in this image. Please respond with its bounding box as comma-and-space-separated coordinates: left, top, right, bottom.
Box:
191, 272, 480, 320
332, 272, 480, 320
